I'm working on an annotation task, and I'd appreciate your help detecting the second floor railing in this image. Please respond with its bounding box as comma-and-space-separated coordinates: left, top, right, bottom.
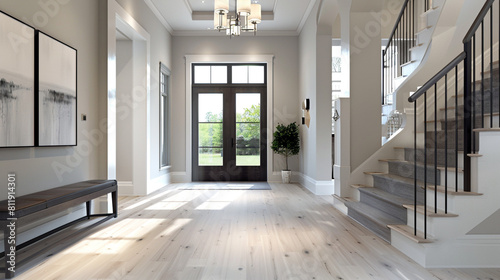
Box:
383, 0, 432, 105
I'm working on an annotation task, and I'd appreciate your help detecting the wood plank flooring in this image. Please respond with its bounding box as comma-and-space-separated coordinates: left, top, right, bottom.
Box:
11, 183, 500, 280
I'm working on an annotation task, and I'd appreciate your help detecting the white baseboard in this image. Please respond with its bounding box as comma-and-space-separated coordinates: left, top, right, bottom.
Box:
118, 181, 134, 196
148, 173, 170, 194
296, 172, 334, 195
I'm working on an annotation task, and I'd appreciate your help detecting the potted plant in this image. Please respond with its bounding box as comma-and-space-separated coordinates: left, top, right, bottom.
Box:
271, 122, 300, 183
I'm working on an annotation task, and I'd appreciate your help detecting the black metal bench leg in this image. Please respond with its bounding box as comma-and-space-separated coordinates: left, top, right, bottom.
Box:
111, 191, 118, 218
86, 201, 91, 219
3, 221, 15, 279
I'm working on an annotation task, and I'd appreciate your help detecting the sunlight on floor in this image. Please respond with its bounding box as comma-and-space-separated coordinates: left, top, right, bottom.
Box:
157, 218, 192, 238
146, 201, 188, 210
195, 201, 231, 210
195, 190, 245, 210
67, 218, 167, 255
123, 189, 176, 210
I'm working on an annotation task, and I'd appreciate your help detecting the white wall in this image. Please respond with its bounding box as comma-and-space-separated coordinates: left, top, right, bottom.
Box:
0, 0, 101, 197
171, 36, 300, 182
116, 39, 133, 182
299, 2, 318, 182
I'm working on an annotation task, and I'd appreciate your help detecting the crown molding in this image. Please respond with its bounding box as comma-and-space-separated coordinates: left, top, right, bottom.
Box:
192, 11, 274, 21
183, 0, 193, 14
172, 29, 299, 37
143, 0, 174, 34
297, 0, 317, 34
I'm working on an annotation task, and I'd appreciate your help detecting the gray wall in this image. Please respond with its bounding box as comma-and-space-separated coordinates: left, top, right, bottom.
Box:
349, 12, 382, 170
171, 35, 300, 179
0, 0, 101, 197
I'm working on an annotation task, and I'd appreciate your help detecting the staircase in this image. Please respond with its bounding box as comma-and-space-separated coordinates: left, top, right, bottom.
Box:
382, 0, 443, 141
344, 0, 500, 268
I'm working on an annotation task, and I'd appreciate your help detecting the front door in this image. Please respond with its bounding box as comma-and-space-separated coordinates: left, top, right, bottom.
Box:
192, 64, 267, 181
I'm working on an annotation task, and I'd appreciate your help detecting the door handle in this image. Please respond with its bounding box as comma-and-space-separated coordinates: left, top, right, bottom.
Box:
231, 138, 234, 148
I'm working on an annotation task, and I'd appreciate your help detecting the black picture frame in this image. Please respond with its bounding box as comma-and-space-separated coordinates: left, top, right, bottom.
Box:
0, 10, 36, 148
36, 31, 77, 147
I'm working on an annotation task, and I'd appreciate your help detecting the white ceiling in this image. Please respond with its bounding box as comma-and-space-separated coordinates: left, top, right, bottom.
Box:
146, 0, 317, 35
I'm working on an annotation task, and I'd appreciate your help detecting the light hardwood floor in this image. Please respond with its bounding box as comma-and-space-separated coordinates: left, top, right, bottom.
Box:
12, 183, 500, 280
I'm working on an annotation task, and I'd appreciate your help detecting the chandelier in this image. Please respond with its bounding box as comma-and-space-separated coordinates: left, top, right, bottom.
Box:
214, 0, 262, 37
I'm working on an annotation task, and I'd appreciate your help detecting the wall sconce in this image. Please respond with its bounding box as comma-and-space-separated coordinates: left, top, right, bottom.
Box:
301, 98, 310, 127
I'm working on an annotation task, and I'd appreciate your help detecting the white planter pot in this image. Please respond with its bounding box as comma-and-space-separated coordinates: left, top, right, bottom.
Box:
281, 170, 292, 184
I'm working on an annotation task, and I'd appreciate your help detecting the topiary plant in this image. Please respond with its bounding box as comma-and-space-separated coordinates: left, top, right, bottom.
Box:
271, 122, 300, 171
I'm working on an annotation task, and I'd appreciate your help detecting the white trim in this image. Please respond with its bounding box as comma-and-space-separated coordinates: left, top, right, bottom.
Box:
107, 0, 152, 196
296, 172, 335, 195
297, 0, 317, 34
117, 181, 134, 196
173, 30, 299, 37
185, 55, 275, 183
273, 0, 280, 14
149, 173, 170, 193
182, 0, 193, 14
143, 0, 174, 34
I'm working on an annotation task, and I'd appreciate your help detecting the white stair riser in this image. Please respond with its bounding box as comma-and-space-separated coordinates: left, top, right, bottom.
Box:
410, 45, 427, 61
424, 190, 458, 213
402, 62, 418, 77
417, 28, 433, 45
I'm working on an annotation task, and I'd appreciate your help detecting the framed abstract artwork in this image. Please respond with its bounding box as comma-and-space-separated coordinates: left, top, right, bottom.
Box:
0, 11, 35, 148
37, 31, 77, 146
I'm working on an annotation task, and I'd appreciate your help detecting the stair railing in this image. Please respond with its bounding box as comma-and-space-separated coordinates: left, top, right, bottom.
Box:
382, 0, 431, 105
407, 0, 498, 238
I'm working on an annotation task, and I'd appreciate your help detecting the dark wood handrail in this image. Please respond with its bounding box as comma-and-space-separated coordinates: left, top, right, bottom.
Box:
383, 0, 410, 55
463, 0, 495, 43
408, 52, 466, 102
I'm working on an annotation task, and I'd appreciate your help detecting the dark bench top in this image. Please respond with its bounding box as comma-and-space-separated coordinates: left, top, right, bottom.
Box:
0, 180, 117, 220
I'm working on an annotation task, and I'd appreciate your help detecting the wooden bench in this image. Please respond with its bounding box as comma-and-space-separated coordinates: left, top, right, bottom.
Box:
0, 180, 117, 278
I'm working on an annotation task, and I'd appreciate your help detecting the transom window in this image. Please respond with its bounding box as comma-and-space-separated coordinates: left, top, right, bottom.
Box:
193, 64, 266, 85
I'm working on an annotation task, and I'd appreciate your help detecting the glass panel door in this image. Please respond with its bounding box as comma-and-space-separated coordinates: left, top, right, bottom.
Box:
236, 93, 261, 166
198, 93, 223, 166
192, 63, 267, 182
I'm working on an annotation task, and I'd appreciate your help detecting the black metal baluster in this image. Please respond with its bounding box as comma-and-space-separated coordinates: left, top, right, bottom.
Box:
464, 40, 473, 192
455, 65, 459, 193
399, 25, 402, 76
445, 74, 448, 213
490, 7, 493, 128
424, 91, 428, 239
414, 100, 418, 236
405, 4, 410, 62
473, 34, 477, 153
413, 0, 415, 49
382, 50, 385, 104
482, 21, 485, 127
403, 8, 406, 65
434, 84, 438, 213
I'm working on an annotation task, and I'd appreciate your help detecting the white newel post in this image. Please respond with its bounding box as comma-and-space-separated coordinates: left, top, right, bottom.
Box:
333, 98, 351, 199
